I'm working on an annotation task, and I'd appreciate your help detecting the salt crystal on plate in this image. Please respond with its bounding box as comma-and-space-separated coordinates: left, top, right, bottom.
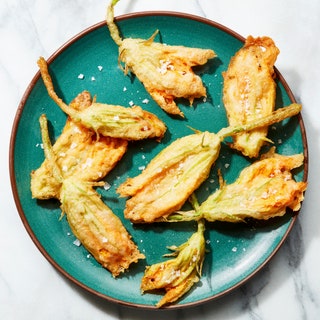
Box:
103, 182, 111, 191
73, 239, 81, 247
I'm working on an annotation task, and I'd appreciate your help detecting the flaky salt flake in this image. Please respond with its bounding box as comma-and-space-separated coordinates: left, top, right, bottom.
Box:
73, 239, 81, 247
91, 76, 96, 81
73, 126, 82, 134
77, 73, 85, 80
36, 143, 44, 149
103, 181, 111, 191
97, 65, 103, 71
157, 59, 174, 74
259, 45, 267, 52
129, 100, 134, 106
232, 247, 237, 252
82, 158, 93, 169
102, 237, 108, 243
142, 98, 149, 104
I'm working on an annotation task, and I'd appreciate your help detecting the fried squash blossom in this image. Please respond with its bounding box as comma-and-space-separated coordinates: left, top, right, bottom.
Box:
106, 0, 216, 117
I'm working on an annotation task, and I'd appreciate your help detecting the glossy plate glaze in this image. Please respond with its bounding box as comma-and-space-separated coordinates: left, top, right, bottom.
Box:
10, 12, 308, 309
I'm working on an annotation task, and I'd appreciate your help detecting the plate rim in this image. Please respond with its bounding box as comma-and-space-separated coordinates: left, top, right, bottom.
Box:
9, 11, 309, 309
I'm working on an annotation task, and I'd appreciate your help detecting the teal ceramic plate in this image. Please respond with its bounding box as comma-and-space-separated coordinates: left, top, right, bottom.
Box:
10, 12, 308, 309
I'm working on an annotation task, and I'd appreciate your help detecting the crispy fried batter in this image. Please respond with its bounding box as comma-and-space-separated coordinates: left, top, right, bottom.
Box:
118, 132, 221, 223
60, 177, 144, 277
106, 1, 216, 117
37, 57, 166, 140
200, 149, 307, 221
166, 148, 307, 223
31, 101, 145, 276
223, 36, 280, 158
118, 37, 216, 117
31, 92, 128, 199
118, 104, 302, 224
141, 219, 206, 307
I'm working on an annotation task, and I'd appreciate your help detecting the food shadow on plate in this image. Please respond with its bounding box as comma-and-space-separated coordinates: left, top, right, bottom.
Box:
175, 57, 223, 113
36, 198, 60, 212
206, 212, 294, 234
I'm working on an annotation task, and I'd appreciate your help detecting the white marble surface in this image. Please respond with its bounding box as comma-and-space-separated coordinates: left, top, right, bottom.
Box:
1, 0, 320, 319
